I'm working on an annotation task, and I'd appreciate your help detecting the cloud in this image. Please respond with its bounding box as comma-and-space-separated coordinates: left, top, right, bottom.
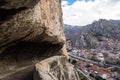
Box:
62, 0, 120, 26
62, 0, 69, 7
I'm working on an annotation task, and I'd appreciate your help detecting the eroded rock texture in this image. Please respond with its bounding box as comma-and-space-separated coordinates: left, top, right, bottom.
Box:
0, 0, 78, 80
34, 56, 80, 80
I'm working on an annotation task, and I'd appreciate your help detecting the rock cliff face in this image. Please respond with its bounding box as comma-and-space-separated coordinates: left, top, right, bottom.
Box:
0, 0, 79, 80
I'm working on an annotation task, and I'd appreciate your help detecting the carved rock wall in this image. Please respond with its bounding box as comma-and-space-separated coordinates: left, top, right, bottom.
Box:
0, 0, 79, 80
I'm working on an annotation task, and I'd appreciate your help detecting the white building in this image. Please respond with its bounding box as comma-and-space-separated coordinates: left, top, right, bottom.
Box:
96, 53, 105, 62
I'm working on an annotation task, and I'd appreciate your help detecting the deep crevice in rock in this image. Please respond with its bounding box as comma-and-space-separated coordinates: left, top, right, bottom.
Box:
0, 0, 8, 6
0, 41, 63, 75
0, 31, 33, 48
0, 41, 63, 79
0, 7, 27, 24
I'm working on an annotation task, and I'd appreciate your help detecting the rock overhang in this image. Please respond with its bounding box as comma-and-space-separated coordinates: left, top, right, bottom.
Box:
0, 0, 67, 79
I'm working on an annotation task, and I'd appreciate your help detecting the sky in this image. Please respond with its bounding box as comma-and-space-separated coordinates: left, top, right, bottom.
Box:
62, 0, 120, 26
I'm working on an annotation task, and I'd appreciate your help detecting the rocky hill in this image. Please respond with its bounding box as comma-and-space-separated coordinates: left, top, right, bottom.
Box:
0, 0, 82, 80
64, 24, 83, 39
64, 24, 83, 48
65, 19, 120, 50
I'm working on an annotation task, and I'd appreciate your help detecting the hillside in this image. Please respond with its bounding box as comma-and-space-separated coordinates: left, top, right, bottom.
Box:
64, 24, 83, 48
65, 19, 120, 50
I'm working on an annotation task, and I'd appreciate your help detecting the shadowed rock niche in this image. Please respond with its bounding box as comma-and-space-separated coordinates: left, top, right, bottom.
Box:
0, 41, 63, 80
0, 0, 80, 80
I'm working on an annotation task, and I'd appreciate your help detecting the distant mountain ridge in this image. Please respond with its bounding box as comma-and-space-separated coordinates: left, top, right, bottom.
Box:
64, 24, 83, 40
64, 19, 120, 49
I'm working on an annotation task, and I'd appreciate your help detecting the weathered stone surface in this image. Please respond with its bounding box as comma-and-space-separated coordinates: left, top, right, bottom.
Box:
0, 0, 68, 79
0, 0, 40, 9
34, 56, 80, 80
0, 0, 65, 48
0, 0, 81, 80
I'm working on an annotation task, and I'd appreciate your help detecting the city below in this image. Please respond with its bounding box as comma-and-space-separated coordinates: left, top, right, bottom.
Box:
67, 47, 120, 80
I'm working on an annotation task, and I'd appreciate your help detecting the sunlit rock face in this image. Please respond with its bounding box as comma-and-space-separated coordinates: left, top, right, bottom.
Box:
0, 0, 75, 80
0, 0, 65, 47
